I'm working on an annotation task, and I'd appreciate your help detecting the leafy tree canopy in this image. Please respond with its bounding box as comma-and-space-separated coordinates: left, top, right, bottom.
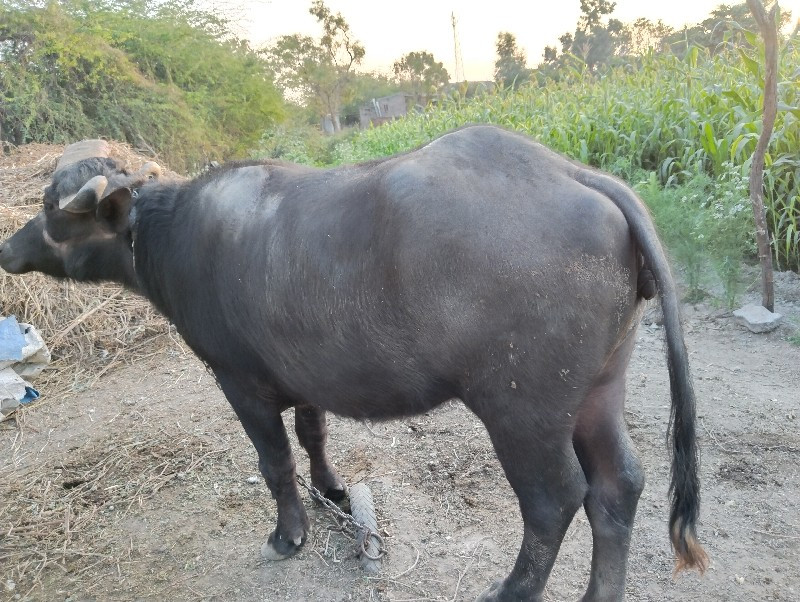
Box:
0, 0, 284, 170
557, 0, 628, 71
663, 2, 792, 55
579, 0, 617, 29
494, 32, 532, 88
541, 1, 792, 73
618, 18, 674, 56
266, 1, 364, 132
393, 51, 450, 95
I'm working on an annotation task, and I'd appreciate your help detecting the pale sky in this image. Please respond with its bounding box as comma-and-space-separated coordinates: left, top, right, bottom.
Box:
212, 1, 800, 81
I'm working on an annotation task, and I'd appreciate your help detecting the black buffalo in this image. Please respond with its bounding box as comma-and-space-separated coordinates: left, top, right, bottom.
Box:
0, 126, 707, 601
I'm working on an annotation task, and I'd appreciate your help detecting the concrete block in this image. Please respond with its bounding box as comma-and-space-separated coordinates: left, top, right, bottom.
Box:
733, 304, 783, 333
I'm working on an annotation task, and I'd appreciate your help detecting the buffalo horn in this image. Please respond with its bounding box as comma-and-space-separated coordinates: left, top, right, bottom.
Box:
135, 161, 161, 179
59, 175, 109, 213
56, 140, 111, 172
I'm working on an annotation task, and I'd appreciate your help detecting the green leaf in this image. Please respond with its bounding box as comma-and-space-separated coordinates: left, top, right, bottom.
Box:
738, 49, 761, 80
777, 103, 800, 118
703, 122, 718, 158
687, 46, 699, 69
730, 134, 746, 161
722, 89, 750, 109
742, 30, 759, 48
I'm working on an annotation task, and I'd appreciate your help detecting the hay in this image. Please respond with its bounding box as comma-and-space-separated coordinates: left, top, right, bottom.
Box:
0, 141, 186, 398
0, 428, 229, 594
0, 143, 210, 595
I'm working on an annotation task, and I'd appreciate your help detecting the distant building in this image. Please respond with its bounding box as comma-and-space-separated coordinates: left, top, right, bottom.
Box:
359, 84, 495, 129
359, 93, 424, 129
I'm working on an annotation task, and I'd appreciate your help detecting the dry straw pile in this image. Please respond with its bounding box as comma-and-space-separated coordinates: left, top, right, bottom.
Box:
0, 141, 180, 397
1, 143, 200, 593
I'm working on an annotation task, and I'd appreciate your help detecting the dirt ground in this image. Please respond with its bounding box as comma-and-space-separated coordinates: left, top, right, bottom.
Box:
1, 276, 799, 601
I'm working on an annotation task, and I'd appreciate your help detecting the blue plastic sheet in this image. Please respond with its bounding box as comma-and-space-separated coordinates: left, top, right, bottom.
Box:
22, 386, 40, 404
0, 315, 25, 362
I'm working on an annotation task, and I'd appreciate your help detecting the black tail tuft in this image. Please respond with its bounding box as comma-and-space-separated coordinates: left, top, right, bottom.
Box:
667, 349, 708, 575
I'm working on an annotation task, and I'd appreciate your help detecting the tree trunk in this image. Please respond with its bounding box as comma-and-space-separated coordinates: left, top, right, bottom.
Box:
745, 0, 778, 312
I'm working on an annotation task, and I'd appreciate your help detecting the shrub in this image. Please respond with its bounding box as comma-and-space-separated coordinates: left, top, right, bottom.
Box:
0, 0, 284, 170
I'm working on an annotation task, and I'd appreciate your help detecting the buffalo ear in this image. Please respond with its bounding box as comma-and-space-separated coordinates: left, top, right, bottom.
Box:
96, 187, 133, 233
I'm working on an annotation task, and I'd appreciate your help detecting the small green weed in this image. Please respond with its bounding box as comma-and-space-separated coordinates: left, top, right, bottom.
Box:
788, 318, 800, 346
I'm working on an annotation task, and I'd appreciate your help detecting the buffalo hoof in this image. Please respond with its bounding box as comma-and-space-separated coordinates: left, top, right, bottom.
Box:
324, 485, 347, 503
260, 530, 305, 561
475, 580, 532, 602
475, 580, 502, 602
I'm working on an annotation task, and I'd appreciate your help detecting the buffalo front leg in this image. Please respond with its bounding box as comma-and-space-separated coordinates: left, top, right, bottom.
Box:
215, 372, 309, 560
295, 405, 347, 502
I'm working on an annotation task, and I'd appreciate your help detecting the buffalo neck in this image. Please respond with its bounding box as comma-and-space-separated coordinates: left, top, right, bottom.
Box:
128, 178, 280, 372
129, 183, 185, 320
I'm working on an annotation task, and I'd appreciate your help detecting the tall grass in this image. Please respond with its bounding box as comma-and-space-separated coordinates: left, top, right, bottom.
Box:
330, 44, 799, 275
635, 166, 755, 307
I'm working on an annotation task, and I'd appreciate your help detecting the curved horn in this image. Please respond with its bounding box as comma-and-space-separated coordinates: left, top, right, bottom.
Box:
56, 140, 111, 172
59, 175, 109, 213
135, 161, 161, 179
101, 160, 162, 200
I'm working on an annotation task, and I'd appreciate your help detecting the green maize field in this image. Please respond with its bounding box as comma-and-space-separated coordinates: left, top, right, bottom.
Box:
331, 44, 799, 274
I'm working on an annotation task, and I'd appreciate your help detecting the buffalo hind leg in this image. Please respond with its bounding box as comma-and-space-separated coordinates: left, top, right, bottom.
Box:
473, 400, 588, 601
294, 405, 347, 502
215, 371, 309, 561
574, 335, 645, 602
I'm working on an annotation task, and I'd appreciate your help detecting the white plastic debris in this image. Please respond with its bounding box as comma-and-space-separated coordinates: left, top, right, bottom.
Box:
0, 315, 51, 421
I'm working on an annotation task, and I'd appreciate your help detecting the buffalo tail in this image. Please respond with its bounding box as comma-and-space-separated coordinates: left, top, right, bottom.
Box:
574, 168, 709, 575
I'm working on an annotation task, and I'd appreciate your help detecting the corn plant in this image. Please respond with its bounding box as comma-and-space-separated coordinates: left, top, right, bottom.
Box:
330, 42, 800, 272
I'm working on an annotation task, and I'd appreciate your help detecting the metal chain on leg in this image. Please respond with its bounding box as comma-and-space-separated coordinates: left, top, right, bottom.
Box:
296, 474, 385, 559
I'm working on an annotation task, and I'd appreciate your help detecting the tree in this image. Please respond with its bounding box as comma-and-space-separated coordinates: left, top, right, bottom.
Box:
551, 0, 628, 71
542, 46, 558, 63
393, 51, 450, 95
578, 0, 617, 29
619, 18, 674, 56
663, 2, 791, 55
745, 0, 779, 312
494, 32, 532, 88
310, 0, 365, 71
267, 1, 364, 132
0, 0, 284, 169
559, 32, 574, 55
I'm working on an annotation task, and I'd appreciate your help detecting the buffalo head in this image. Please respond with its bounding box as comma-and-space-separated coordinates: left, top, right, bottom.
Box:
0, 140, 160, 287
